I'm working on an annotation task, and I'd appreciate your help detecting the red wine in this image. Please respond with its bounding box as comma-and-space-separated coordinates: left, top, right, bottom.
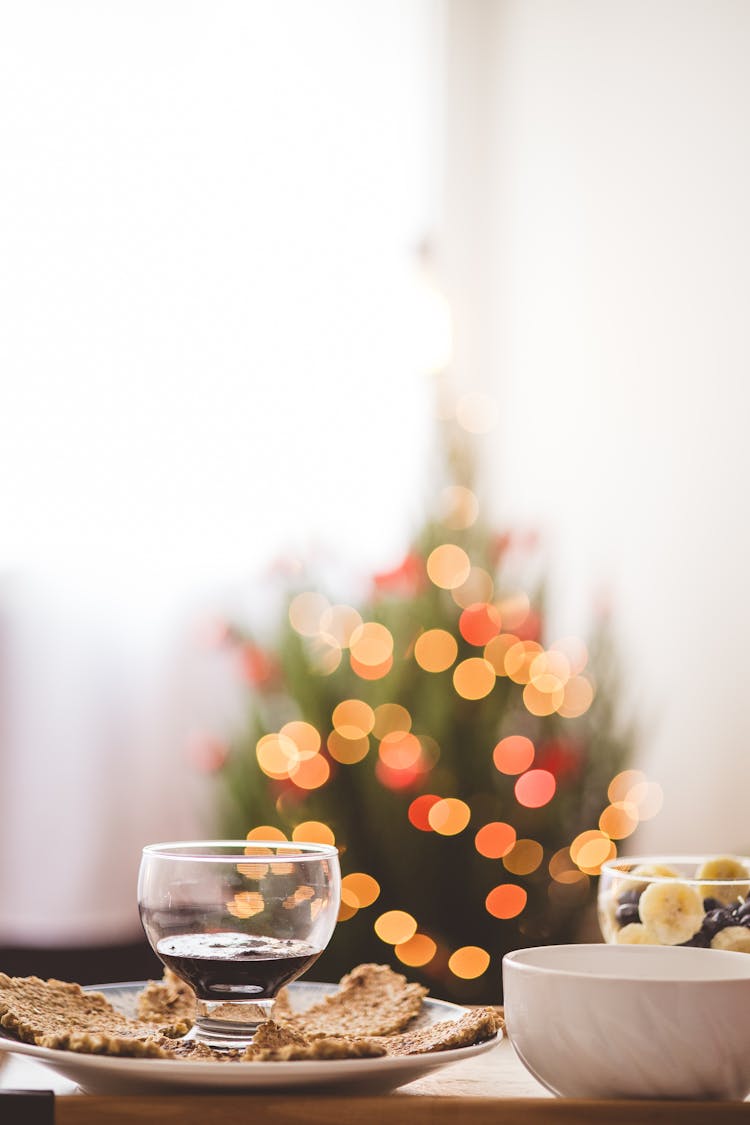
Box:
156, 932, 321, 1000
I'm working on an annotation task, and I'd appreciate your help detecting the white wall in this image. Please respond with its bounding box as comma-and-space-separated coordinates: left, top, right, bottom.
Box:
470, 0, 750, 852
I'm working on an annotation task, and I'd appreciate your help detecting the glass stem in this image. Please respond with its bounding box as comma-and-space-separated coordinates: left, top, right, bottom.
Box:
193, 997, 275, 1048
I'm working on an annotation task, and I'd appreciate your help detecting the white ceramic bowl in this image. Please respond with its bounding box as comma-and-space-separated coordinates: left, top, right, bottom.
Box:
502, 944, 750, 1100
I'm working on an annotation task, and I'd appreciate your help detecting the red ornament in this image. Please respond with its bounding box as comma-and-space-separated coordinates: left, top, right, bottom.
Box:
372, 552, 426, 598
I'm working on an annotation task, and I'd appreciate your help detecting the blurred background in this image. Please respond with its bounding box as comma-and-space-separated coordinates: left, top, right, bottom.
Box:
1, 0, 749, 998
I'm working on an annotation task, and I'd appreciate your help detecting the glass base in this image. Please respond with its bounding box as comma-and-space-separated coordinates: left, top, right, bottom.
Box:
192, 997, 275, 1050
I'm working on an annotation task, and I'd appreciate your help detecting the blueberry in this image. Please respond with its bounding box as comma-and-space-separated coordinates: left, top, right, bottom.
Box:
617, 889, 641, 906
737, 901, 750, 924
702, 908, 734, 938
680, 931, 710, 948
615, 903, 641, 927
703, 897, 723, 912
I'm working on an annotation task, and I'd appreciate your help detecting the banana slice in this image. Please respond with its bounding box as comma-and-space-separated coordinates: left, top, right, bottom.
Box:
696, 856, 750, 905
617, 864, 679, 896
710, 926, 750, 953
638, 881, 704, 945
615, 923, 658, 945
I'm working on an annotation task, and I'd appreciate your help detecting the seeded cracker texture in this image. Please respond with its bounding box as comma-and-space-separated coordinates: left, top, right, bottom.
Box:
377, 1007, 500, 1056
0, 973, 189, 1056
0, 965, 499, 1062
285, 963, 428, 1038
245, 1037, 387, 1062
136, 967, 196, 1025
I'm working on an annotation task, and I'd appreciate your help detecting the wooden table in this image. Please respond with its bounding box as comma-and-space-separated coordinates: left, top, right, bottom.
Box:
2, 1037, 750, 1124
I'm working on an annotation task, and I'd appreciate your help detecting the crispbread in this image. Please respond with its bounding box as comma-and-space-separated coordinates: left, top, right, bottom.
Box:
246, 1036, 386, 1062
0, 973, 190, 1054
137, 968, 196, 1025
378, 1005, 500, 1055
286, 963, 427, 1037
248, 1019, 309, 1052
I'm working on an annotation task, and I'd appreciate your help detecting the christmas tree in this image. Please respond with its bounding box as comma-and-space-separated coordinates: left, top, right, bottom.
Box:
213, 414, 643, 1002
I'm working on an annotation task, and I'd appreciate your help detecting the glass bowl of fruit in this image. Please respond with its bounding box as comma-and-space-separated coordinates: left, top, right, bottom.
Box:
598, 855, 750, 950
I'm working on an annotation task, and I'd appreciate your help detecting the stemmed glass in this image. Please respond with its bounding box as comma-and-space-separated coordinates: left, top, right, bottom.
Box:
138, 840, 341, 1049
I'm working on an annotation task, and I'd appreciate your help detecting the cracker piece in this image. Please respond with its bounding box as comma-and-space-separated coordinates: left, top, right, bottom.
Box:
378, 1006, 500, 1056
246, 1036, 386, 1062
0, 973, 190, 1053
136, 968, 196, 1025
287, 963, 427, 1038
270, 986, 294, 1022
37, 1031, 172, 1057
249, 1019, 310, 1052
149, 1036, 242, 1061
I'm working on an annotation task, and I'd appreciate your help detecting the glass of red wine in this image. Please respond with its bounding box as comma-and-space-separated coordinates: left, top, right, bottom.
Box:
138, 840, 341, 1049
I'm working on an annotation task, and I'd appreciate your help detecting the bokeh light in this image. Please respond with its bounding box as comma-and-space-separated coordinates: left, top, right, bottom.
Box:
548, 847, 583, 884
341, 872, 381, 909
523, 678, 565, 716
289, 591, 329, 637
426, 544, 471, 590
505, 640, 544, 684
452, 566, 494, 609
227, 891, 265, 919
474, 821, 517, 859
514, 769, 556, 808
327, 730, 370, 765
608, 769, 646, 803
408, 793, 441, 831
459, 603, 502, 646
350, 653, 393, 680
319, 604, 362, 648
414, 628, 458, 673
493, 735, 535, 775
349, 622, 394, 666
290, 754, 330, 790
292, 821, 335, 846
246, 826, 287, 842
558, 675, 594, 718
374, 910, 418, 945
379, 731, 422, 771
598, 802, 639, 840
395, 933, 437, 967
448, 945, 491, 979
427, 797, 471, 835
486, 883, 527, 919
332, 699, 375, 739
373, 703, 412, 738
483, 633, 520, 675
453, 657, 495, 699
503, 839, 544, 875
439, 484, 479, 530
338, 887, 359, 922
279, 721, 321, 760
376, 759, 423, 790
530, 650, 571, 684
256, 732, 300, 779
570, 829, 616, 873
625, 779, 664, 820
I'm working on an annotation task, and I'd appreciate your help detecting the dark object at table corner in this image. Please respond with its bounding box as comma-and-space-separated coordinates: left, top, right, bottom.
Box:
0, 1089, 54, 1125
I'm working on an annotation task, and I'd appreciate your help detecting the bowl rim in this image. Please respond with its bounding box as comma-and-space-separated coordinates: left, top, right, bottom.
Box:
141, 840, 340, 862
600, 854, 750, 884
503, 943, 750, 983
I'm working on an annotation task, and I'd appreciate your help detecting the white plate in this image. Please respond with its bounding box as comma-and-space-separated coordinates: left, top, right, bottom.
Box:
0, 980, 500, 1094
